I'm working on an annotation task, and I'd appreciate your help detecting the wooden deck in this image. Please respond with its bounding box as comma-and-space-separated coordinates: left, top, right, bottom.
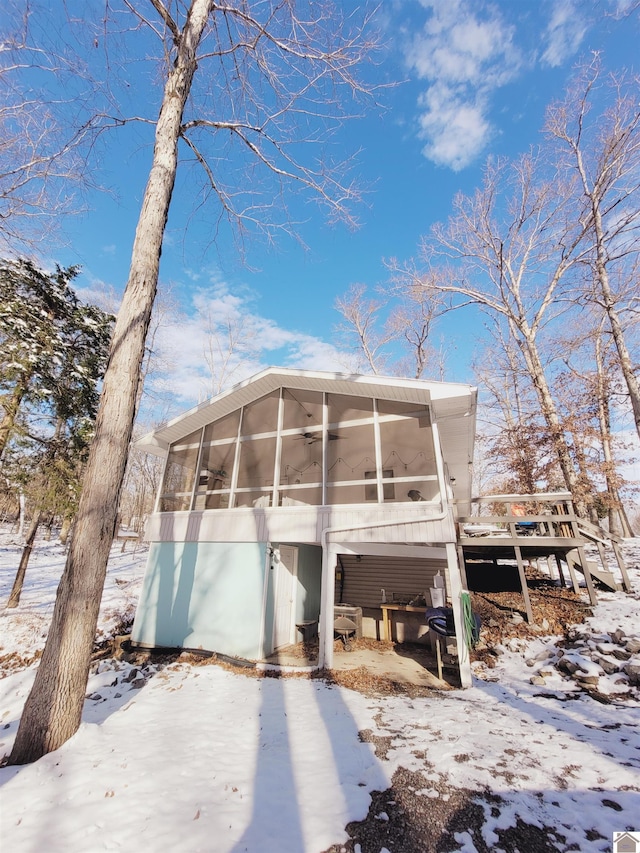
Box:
457, 492, 631, 623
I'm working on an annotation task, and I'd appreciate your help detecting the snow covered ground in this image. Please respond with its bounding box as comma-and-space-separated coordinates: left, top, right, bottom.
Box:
0, 533, 639, 852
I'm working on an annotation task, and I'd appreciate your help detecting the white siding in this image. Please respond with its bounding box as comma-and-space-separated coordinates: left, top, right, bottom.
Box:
145, 505, 457, 545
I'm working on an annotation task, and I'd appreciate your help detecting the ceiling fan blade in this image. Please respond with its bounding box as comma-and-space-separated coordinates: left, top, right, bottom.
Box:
294, 431, 344, 442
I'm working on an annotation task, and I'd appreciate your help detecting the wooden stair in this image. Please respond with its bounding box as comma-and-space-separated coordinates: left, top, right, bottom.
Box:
457, 493, 633, 624
566, 549, 620, 592
575, 520, 632, 593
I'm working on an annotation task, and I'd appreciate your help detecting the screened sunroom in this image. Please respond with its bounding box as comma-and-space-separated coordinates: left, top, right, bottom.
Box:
133, 368, 476, 683
157, 388, 441, 513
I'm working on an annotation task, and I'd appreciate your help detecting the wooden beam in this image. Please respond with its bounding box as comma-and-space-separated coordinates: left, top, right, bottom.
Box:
611, 541, 633, 593
554, 553, 567, 588
456, 544, 469, 589
563, 551, 581, 594
513, 545, 534, 623
446, 542, 472, 688
575, 546, 598, 606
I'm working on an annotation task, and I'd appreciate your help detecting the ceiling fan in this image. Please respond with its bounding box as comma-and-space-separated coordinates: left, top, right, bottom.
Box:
295, 431, 344, 444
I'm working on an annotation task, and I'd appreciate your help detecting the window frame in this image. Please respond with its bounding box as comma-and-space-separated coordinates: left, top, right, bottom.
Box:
157, 387, 443, 510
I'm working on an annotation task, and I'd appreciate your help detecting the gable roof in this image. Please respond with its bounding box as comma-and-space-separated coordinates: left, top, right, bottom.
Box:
136, 367, 477, 505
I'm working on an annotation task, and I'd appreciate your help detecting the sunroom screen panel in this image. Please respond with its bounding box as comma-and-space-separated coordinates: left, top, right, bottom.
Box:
161, 429, 202, 497
282, 388, 323, 430
236, 437, 277, 490
240, 391, 280, 436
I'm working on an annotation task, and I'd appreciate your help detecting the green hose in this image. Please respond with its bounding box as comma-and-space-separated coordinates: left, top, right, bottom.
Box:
461, 592, 478, 650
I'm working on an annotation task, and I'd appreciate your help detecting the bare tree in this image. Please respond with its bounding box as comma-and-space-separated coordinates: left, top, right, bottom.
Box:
0, 3, 105, 253
473, 325, 556, 495
556, 313, 636, 536
546, 59, 640, 440
201, 306, 261, 398
335, 280, 447, 379
399, 154, 593, 511
119, 436, 165, 533
334, 283, 392, 374
593, 327, 635, 536
9, 0, 378, 765
385, 279, 448, 379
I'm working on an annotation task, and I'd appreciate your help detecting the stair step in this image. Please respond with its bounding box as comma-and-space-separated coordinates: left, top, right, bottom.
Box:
567, 554, 619, 591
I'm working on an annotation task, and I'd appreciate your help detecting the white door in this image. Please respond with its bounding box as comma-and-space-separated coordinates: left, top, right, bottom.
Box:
273, 545, 298, 650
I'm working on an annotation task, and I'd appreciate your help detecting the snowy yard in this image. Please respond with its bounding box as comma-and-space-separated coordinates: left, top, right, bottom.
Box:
0, 534, 639, 852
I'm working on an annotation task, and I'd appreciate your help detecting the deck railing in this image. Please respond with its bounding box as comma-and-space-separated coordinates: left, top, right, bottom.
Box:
456, 491, 632, 604
458, 491, 579, 541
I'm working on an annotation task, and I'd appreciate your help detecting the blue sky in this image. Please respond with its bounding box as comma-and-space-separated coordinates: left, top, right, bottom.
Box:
28, 0, 639, 421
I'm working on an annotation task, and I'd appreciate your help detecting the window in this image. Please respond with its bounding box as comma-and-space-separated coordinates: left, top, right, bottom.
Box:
156, 387, 442, 512
279, 429, 322, 505
377, 398, 438, 503
234, 436, 277, 506
240, 391, 279, 436
159, 429, 201, 511
193, 440, 236, 510
282, 388, 323, 431
364, 469, 395, 502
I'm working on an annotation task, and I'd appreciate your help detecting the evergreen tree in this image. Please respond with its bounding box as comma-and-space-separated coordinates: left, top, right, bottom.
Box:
1, 258, 114, 607
0, 258, 113, 456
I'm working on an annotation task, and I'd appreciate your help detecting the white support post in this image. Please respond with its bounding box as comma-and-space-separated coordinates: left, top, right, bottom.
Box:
446, 542, 472, 688
318, 542, 338, 670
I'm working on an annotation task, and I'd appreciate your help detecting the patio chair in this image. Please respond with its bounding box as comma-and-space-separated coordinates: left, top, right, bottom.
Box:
425, 606, 481, 680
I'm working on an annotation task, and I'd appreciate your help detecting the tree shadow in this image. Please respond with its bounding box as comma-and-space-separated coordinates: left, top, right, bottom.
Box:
230, 639, 390, 851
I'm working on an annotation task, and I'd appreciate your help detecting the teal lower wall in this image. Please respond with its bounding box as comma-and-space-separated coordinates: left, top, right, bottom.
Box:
132, 541, 323, 660
131, 542, 269, 660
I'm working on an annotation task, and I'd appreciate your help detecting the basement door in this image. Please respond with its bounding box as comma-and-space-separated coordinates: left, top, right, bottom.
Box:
273, 545, 299, 650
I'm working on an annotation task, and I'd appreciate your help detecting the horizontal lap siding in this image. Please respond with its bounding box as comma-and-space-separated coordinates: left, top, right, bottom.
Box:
337, 554, 449, 608
145, 507, 456, 545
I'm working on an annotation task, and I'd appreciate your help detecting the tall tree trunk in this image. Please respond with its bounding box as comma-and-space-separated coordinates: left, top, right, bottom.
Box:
592, 218, 640, 441
570, 139, 640, 441
569, 429, 598, 525
617, 502, 635, 539
0, 378, 30, 460
9, 0, 213, 765
594, 333, 633, 538
6, 511, 42, 608
515, 322, 588, 515
17, 491, 26, 538
58, 515, 72, 547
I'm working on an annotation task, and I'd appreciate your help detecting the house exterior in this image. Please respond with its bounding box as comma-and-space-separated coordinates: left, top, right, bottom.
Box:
131, 367, 477, 685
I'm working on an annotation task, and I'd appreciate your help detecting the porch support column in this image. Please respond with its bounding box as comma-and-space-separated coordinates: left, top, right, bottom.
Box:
611, 541, 632, 592
319, 541, 338, 670
513, 545, 534, 623
446, 542, 472, 688
575, 545, 598, 606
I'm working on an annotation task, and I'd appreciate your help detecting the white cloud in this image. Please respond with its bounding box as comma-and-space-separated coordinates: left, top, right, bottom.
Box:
406, 0, 521, 170
417, 84, 492, 170
541, 0, 588, 67
72, 277, 122, 315
142, 280, 352, 417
